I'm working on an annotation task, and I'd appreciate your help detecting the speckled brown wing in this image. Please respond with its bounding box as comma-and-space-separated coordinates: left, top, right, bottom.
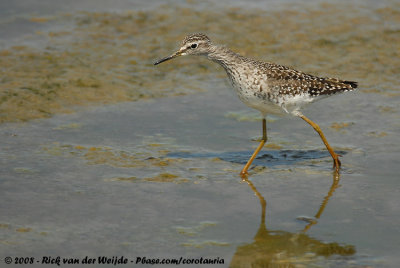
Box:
262, 62, 357, 97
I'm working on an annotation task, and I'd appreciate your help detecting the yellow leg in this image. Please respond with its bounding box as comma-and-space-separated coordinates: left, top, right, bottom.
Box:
240, 118, 267, 176
300, 115, 341, 171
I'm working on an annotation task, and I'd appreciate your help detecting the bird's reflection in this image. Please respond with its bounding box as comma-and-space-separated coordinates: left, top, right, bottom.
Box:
230, 171, 355, 267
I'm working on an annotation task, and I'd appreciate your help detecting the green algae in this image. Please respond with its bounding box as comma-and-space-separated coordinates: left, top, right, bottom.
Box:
1, 2, 399, 123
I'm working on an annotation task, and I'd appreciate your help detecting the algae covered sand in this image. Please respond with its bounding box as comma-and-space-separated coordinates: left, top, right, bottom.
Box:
1, 1, 399, 123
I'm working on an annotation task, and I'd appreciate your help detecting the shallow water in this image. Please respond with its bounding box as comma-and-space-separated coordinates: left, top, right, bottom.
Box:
1, 0, 400, 267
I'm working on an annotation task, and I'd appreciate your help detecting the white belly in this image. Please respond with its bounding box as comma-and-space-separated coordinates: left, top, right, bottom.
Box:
229, 75, 284, 116
230, 76, 314, 116
237, 90, 285, 116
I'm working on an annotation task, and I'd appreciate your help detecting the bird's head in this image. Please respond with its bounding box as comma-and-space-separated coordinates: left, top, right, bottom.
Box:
154, 33, 212, 65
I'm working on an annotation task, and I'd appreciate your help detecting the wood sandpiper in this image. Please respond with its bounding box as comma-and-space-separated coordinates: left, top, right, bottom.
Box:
154, 33, 357, 175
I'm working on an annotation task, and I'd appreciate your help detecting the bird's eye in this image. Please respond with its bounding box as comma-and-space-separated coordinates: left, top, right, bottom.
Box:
191, 43, 198, 49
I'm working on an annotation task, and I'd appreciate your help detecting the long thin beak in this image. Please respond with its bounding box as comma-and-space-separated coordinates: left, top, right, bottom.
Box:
154, 51, 181, 65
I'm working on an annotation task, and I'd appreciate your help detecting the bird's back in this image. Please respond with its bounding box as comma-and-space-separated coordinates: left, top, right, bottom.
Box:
219, 55, 358, 115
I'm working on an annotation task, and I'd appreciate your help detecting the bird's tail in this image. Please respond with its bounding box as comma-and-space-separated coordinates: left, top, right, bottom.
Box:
342, 80, 358, 89
309, 78, 358, 97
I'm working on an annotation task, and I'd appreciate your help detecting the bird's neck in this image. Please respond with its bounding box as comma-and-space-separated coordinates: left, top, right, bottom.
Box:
206, 45, 244, 70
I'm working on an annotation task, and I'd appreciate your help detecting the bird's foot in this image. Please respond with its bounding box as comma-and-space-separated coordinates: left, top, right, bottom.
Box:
239, 170, 248, 178
332, 154, 342, 172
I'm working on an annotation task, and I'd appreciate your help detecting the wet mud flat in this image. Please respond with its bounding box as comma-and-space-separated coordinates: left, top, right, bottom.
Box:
1, 85, 400, 266
1, 0, 400, 267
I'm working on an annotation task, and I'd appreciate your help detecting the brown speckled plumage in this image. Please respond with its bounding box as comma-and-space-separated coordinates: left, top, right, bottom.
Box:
158, 33, 357, 116
155, 33, 357, 115
182, 33, 211, 45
